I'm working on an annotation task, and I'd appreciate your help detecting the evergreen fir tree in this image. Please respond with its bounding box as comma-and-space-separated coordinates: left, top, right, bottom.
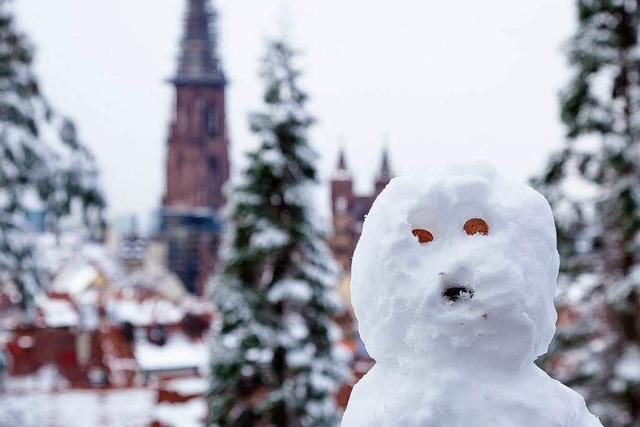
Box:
534, 0, 640, 424
208, 38, 347, 426
0, 0, 105, 311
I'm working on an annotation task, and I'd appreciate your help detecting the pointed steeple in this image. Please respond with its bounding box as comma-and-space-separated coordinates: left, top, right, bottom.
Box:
377, 146, 392, 181
174, 0, 225, 85
337, 147, 348, 171
333, 147, 351, 181
374, 146, 392, 195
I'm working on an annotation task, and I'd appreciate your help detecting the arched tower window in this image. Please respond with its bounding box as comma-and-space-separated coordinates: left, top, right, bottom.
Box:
203, 105, 219, 137
208, 156, 218, 172
336, 196, 348, 213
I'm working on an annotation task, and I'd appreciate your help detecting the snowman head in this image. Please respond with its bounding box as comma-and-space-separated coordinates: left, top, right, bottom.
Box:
350, 164, 559, 369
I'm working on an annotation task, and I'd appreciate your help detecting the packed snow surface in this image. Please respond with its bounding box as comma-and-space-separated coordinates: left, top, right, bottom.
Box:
342, 164, 602, 427
153, 398, 206, 427
0, 388, 155, 427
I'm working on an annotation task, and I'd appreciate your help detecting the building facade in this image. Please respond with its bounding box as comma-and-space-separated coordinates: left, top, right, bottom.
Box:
329, 148, 393, 273
161, 0, 230, 295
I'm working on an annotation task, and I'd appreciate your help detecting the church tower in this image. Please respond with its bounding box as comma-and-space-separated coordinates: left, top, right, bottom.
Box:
329, 147, 393, 273
330, 148, 355, 272
329, 146, 394, 273
164, 0, 229, 210
161, 0, 229, 295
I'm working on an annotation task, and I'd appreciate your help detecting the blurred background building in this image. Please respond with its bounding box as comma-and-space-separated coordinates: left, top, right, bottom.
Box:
330, 148, 393, 274
159, 0, 230, 296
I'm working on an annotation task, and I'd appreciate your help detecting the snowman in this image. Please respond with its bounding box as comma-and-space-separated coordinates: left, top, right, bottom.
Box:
342, 165, 602, 427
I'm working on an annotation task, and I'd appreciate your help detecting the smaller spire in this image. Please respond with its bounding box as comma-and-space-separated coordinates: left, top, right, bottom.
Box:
333, 146, 351, 181
337, 147, 348, 171
378, 146, 392, 181
374, 145, 393, 196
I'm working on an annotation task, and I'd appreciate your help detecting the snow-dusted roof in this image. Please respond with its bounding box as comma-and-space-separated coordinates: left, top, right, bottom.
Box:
134, 333, 208, 373
36, 232, 126, 295
50, 263, 99, 295
106, 298, 185, 327
163, 377, 207, 395
36, 296, 79, 328
124, 266, 186, 301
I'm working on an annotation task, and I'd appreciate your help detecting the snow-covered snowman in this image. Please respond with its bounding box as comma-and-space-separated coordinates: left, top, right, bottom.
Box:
342, 165, 602, 427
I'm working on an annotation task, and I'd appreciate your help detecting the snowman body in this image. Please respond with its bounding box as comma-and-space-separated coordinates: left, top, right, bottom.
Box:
343, 364, 600, 427
342, 166, 602, 427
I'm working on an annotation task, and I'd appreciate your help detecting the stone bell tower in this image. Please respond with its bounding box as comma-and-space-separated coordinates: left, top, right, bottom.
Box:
164, 0, 229, 210
161, 0, 230, 295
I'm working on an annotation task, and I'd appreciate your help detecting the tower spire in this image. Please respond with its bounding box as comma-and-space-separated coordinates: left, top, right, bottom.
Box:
378, 146, 392, 181
333, 146, 351, 181
337, 147, 348, 171
374, 146, 392, 196
175, 0, 225, 85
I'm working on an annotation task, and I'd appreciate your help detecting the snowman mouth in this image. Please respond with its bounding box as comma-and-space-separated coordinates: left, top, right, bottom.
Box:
442, 286, 474, 302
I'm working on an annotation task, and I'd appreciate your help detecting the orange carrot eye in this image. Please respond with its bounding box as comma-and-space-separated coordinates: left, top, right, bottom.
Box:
464, 218, 489, 236
412, 228, 434, 244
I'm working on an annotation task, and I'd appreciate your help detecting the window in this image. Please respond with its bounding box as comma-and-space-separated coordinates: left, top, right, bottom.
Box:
204, 105, 219, 137
336, 196, 348, 213
208, 157, 218, 172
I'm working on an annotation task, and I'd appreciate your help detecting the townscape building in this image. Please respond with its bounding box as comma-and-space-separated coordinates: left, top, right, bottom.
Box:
329, 148, 393, 273
160, 0, 230, 296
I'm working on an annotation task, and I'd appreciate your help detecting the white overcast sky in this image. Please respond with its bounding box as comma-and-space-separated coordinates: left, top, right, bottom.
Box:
14, 0, 575, 230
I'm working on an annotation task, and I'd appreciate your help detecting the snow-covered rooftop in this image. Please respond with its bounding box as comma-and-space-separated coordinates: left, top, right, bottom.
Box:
134, 333, 208, 373
163, 376, 208, 395
106, 298, 185, 327
50, 263, 99, 295
36, 296, 79, 328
